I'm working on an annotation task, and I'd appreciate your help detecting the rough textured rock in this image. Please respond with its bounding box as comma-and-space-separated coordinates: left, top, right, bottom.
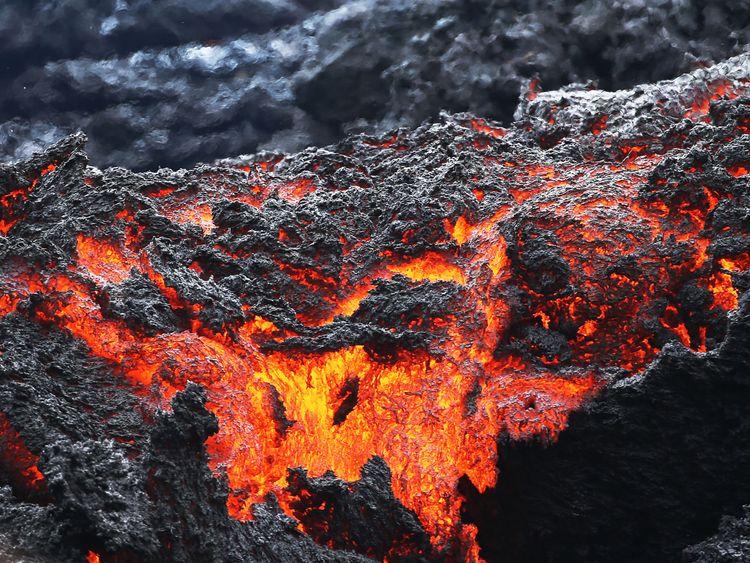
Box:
2, 0, 750, 170
2, 53, 750, 562
287, 457, 432, 560
0, 316, 371, 562
462, 295, 750, 562
684, 506, 750, 563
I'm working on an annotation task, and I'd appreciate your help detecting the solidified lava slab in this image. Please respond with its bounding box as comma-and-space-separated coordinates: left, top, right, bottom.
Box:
1, 54, 750, 562
2, 0, 750, 171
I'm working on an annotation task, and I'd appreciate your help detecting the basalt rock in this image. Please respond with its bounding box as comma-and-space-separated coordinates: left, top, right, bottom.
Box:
684, 506, 750, 563
1, 54, 750, 562
2, 1, 750, 170
461, 296, 750, 562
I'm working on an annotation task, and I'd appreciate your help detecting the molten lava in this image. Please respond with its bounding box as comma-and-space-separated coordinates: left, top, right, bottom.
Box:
2, 57, 750, 562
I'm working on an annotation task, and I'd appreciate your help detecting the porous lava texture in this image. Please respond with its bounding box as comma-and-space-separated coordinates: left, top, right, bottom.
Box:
1, 54, 750, 562
684, 506, 750, 563
2, 0, 750, 170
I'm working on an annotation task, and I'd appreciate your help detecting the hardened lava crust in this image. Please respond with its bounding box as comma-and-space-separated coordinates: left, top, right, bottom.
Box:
2, 0, 750, 170
1, 55, 750, 562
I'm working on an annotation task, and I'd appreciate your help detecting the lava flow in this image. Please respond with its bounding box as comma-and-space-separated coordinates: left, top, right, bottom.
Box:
1, 55, 750, 562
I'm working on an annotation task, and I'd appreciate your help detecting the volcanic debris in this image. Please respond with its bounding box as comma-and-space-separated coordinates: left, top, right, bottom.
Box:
1, 54, 750, 562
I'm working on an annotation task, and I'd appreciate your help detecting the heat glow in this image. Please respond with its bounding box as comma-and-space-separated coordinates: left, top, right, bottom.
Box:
1, 76, 749, 561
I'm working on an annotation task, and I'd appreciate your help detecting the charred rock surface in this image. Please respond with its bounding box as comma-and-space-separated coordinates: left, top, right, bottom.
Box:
2, 0, 750, 170
287, 457, 432, 561
2, 54, 750, 562
684, 505, 750, 563
0, 316, 371, 562
461, 297, 750, 563
143, 383, 371, 563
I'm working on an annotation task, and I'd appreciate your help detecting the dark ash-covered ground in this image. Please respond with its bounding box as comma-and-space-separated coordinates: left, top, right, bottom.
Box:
1, 0, 750, 171
1, 44, 750, 563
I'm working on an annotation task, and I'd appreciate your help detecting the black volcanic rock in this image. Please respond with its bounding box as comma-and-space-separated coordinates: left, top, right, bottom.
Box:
461, 294, 750, 563
102, 272, 180, 336
143, 383, 371, 563
287, 457, 432, 561
684, 506, 750, 562
2, 53, 750, 563
0, 320, 373, 562
2, 0, 750, 170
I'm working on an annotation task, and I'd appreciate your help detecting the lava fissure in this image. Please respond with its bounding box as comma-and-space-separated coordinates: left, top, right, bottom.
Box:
1, 55, 750, 562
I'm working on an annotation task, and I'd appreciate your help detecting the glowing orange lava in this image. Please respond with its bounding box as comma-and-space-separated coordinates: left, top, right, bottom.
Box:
0, 413, 47, 499
1, 75, 749, 561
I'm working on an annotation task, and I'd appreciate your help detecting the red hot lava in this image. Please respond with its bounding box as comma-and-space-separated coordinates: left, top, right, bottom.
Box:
1, 56, 750, 561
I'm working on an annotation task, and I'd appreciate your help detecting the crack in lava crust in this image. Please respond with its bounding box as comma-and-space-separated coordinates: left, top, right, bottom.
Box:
2, 55, 750, 561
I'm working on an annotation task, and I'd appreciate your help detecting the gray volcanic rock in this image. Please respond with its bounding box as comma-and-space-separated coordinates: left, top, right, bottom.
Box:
2, 53, 750, 563
0, 0, 344, 71
1, 0, 750, 170
456, 55, 750, 563
462, 301, 750, 562
0, 315, 373, 562
684, 506, 750, 563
